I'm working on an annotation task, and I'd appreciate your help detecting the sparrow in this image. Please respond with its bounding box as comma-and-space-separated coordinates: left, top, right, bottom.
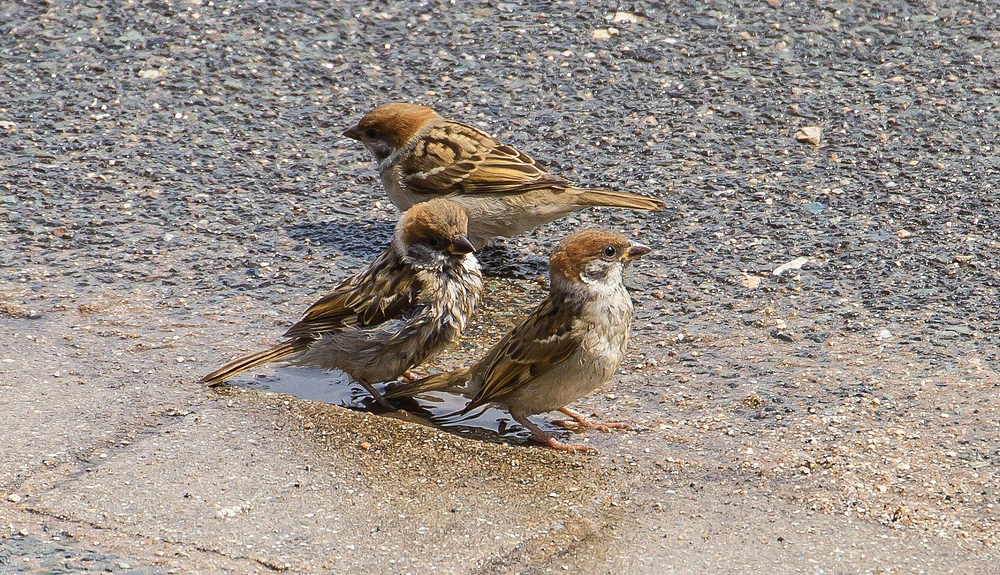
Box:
343, 103, 665, 248
386, 228, 651, 451
199, 199, 484, 410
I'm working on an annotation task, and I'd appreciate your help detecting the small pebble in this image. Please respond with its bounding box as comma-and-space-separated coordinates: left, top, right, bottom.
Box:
794, 126, 822, 145
801, 202, 824, 214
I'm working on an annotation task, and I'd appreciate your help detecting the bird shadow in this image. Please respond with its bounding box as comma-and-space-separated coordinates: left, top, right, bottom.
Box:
475, 241, 549, 279
285, 219, 549, 279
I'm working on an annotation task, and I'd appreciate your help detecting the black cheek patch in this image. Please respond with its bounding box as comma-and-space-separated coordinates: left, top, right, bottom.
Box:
372, 141, 394, 162
582, 263, 611, 283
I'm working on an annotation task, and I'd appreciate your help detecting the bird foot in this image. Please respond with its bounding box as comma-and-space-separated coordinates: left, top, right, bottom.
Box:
534, 435, 598, 453
555, 407, 632, 432
514, 413, 597, 453
553, 419, 630, 433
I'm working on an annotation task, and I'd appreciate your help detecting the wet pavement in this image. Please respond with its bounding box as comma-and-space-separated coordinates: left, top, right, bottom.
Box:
2, 0, 998, 573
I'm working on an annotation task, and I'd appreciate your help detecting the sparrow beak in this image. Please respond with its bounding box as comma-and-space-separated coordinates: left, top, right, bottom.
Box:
447, 235, 476, 256
342, 125, 361, 140
623, 243, 652, 262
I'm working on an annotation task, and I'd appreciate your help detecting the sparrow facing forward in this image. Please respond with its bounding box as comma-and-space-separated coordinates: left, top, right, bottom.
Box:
386, 228, 650, 451
200, 199, 484, 409
343, 103, 665, 248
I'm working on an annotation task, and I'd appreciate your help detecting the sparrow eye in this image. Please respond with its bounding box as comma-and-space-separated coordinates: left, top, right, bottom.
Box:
602, 245, 618, 259
427, 236, 441, 248
363, 127, 379, 139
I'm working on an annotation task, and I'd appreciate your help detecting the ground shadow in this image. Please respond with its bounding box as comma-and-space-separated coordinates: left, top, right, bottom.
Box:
286, 220, 549, 279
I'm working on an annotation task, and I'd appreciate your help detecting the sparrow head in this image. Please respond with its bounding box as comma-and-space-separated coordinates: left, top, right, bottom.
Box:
343, 103, 439, 163
549, 229, 651, 293
396, 199, 476, 267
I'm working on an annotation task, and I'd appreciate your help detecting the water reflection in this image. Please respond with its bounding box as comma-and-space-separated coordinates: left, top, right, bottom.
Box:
230, 367, 563, 445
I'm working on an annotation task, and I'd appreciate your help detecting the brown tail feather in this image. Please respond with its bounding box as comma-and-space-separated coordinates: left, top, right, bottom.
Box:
199, 340, 308, 387
572, 187, 665, 211
383, 367, 472, 399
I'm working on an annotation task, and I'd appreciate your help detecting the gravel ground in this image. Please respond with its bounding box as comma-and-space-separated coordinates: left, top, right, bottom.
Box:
1, 0, 998, 573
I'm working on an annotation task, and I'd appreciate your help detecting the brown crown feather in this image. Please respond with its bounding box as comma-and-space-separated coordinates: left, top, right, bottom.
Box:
399, 198, 470, 245
549, 228, 632, 280
353, 103, 440, 149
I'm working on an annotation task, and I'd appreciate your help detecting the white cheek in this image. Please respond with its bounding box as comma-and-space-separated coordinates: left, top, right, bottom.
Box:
580, 263, 623, 296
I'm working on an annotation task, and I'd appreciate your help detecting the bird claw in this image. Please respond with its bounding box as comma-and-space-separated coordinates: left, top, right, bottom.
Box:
553, 419, 630, 433
555, 408, 632, 432
553, 419, 632, 433
514, 413, 598, 453
535, 436, 597, 453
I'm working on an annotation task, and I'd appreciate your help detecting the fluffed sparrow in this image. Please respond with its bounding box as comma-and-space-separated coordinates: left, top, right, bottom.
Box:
200, 199, 484, 409
386, 228, 650, 450
343, 103, 665, 248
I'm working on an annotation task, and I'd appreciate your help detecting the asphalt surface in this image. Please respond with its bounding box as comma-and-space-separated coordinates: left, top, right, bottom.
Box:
1, 0, 998, 573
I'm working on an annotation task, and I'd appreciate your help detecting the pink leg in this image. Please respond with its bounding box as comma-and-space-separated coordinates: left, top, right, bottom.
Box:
513, 414, 596, 453
554, 407, 632, 432
356, 379, 397, 411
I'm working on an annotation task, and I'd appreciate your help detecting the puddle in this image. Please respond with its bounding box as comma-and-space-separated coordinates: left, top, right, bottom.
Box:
228, 367, 570, 446
236, 367, 363, 406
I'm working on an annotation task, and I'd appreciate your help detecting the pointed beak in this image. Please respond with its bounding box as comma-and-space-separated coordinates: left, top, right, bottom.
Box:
447, 235, 476, 256
623, 242, 651, 262
342, 125, 361, 140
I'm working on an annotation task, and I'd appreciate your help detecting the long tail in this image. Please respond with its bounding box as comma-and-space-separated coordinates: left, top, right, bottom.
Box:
199, 340, 308, 387
572, 187, 665, 211
383, 367, 472, 400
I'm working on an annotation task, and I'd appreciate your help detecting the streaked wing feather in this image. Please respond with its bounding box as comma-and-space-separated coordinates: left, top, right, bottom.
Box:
467, 297, 580, 409
401, 122, 569, 197
283, 252, 421, 338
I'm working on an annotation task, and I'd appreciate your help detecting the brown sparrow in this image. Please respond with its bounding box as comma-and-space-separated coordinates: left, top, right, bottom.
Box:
386, 228, 650, 451
200, 199, 483, 409
343, 103, 665, 248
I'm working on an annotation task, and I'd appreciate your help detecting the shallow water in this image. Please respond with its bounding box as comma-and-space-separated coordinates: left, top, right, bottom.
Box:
229, 367, 564, 445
